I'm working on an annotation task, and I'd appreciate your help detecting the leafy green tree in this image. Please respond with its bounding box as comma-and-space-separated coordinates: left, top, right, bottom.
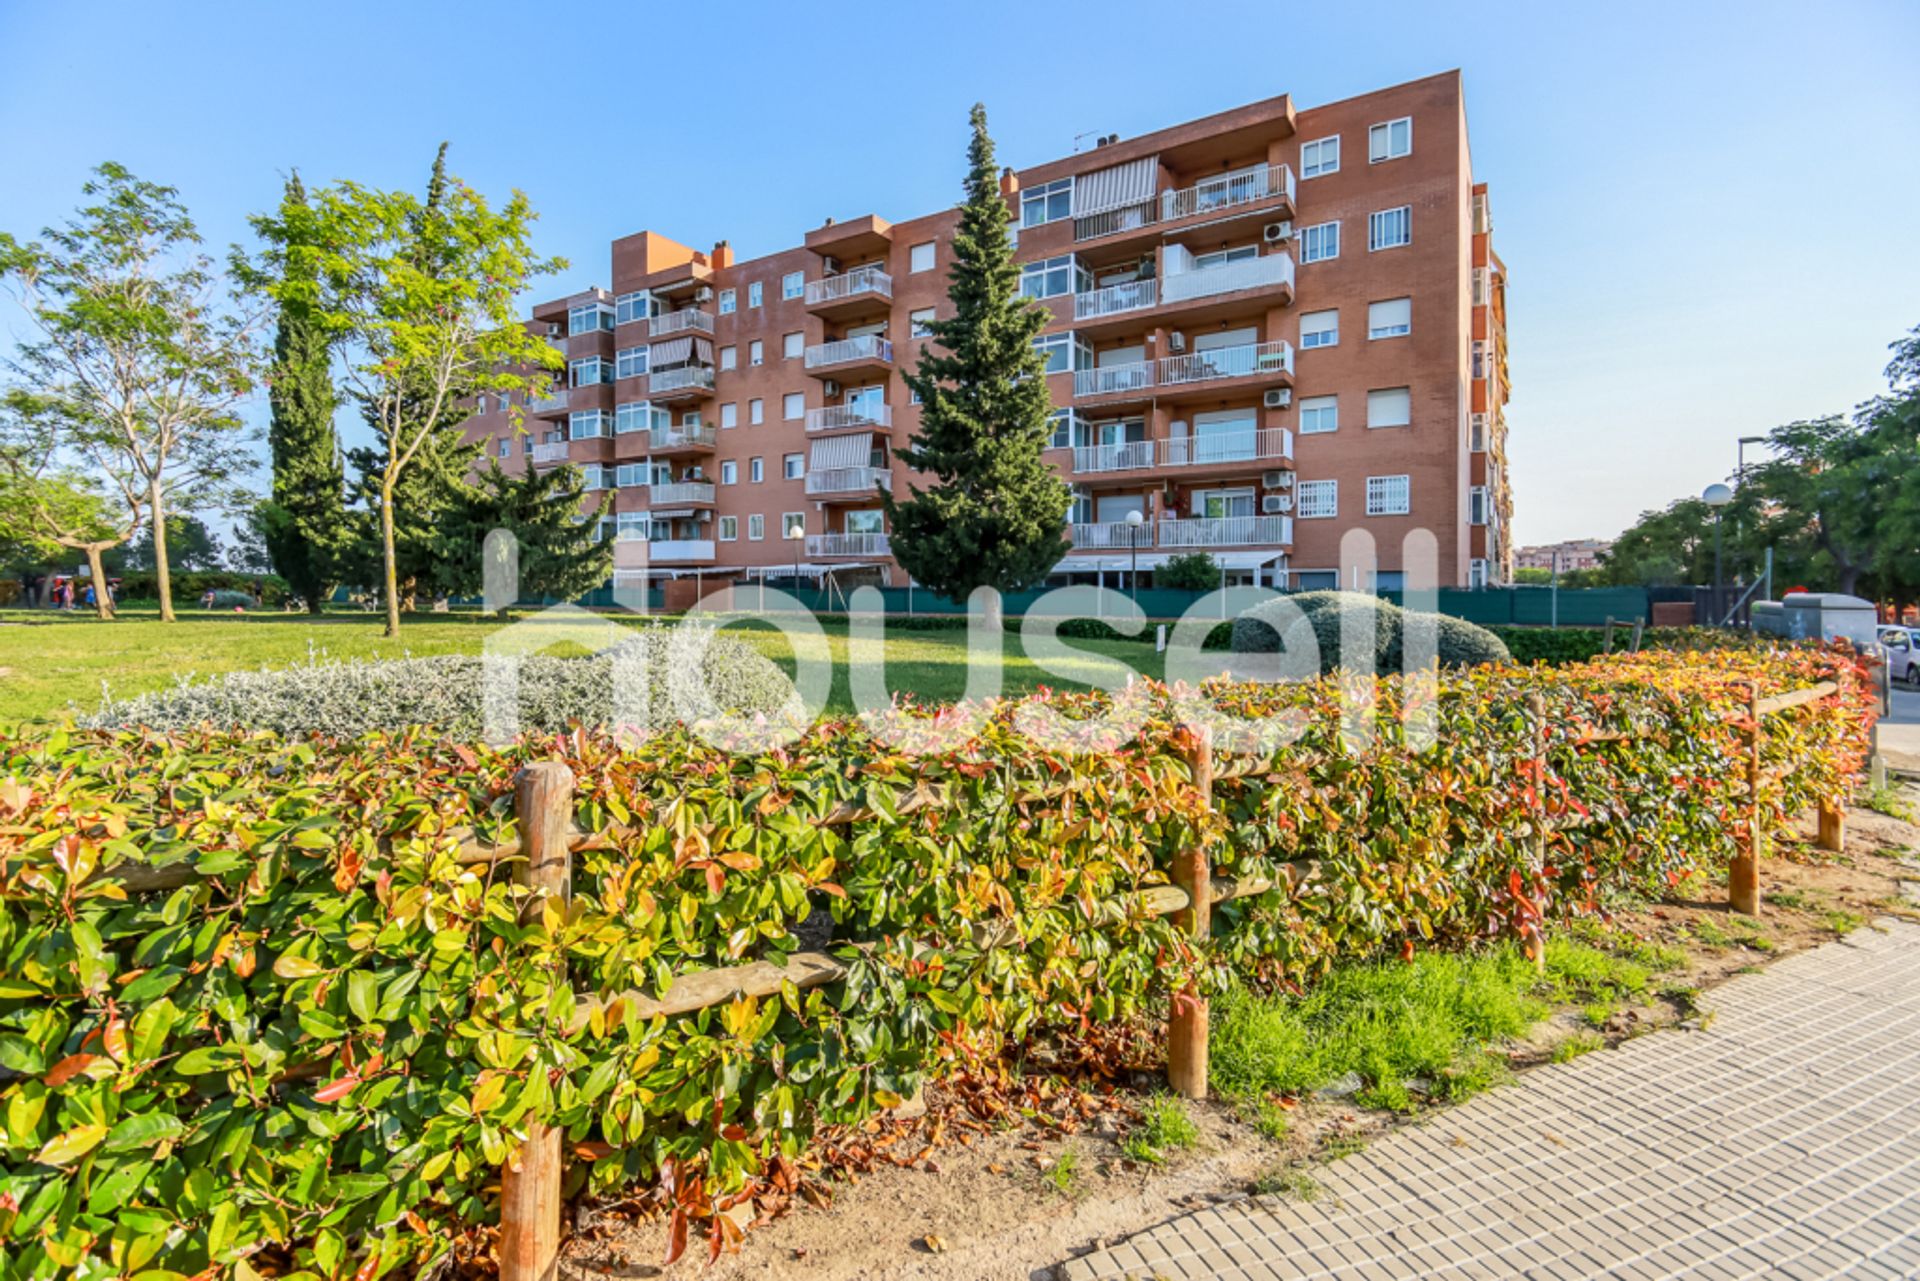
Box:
0, 163, 260, 622
1157, 552, 1221, 592
249, 144, 562, 636
883, 105, 1072, 627
255, 173, 346, 613
104, 512, 225, 572
0, 403, 147, 619
431, 460, 611, 611
340, 427, 481, 609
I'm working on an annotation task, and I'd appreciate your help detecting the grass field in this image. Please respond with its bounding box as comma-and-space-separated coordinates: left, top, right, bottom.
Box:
0, 607, 1169, 727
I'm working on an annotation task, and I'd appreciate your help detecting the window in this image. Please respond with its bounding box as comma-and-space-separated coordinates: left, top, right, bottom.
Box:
1300, 135, 1340, 179
719, 345, 737, 371
1020, 178, 1072, 228
1299, 221, 1340, 263
1473, 340, 1487, 380
1371, 571, 1405, 593
496, 437, 512, 458
909, 241, 937, 272
719, 515, 738, 542
568, 409, 610, 439
749, 398, 764, 425
1472, 268, 1489, 306
1369, 206, 1412, 251
1019, 254, 1075, 300
579, 464, 606, 491
750, 457, 764, 483
847, 509, 884, 535
1469, 486, 1489, 526
1297, 479, 1338, 519
1368, 297, 1412, 340
1368, 387, 1412, 429
614, 346, 649, 380
568, 302, 613, 335
721, 460, 738, 485
748, 514, 765, 541
783, 453, 804, 480
1192, 245, 1258, 271
782, 331, 803, 360
1298, 394, 1338, 435
783, 392, 804, 421
1294, 570, 1339, 591
1369, 117, 1412, 162
615, 291, 649, 325
570, 356, 613, 387
1032, 331, 1084, 375
910, 307, 936, 338
616, 401, 669, 436
1299, 309, 1339, 350
720, 402, 738, 429
1366, 475, 1411, 516
781, 271, 804, 300
749, 340, 764, 366
1046, 408, 1079, 450
747, 281, 763, 308
718, 288, 736, 315
782, 512, 806, 538
1468, 558, 1489, 589
1470, 413, 1488, 452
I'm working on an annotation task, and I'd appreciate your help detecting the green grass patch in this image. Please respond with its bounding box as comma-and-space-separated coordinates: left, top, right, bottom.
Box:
1822, 909, 1867, 935
1252, 1167, 1320, 1201
1862, 786, 1916, 823
1121, 1096, 1201, 1166
1551, 1032, 1606, 1062
1040, 1144, 1080, 1194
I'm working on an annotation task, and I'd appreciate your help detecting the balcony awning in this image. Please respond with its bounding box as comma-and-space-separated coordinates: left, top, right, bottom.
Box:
809, 432, 874, 471
1051, 550, 1286, 575
647, 508, 699, 519
740, 563, 875, 579
648, 335, 713, 365
1073, 155, 1157, 215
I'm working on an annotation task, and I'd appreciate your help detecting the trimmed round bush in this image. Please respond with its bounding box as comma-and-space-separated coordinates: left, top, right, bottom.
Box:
1231, 591, 1509, 673
84, 625, 800, 738
1433, 614, 1512, 667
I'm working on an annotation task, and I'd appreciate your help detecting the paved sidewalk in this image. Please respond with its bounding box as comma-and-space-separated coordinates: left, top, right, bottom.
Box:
1059, 920, 1920, 1281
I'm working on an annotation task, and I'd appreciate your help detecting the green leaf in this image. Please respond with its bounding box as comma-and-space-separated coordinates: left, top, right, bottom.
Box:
35, 1122, 108, 1167
104, 1112, 188, 1153
273, 952, 325, 980
0, 1032, 46, 1075
347, 972, 380, 1024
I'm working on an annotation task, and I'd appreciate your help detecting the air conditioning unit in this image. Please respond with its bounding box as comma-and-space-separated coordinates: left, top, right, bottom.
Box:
1167, 332, 1186, 352
1261, 495, 1294, 514
1263, 220, 1293, 243
545, 323, 563, 337
693, 287, 714, 303
821, 256, 842, 275
1263, 388, 1292, 409
822, 379, 841, 397
1263, 469, 1295, 489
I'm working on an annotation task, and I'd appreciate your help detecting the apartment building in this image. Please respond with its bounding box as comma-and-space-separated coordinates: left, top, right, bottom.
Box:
461, 70, 1514, 595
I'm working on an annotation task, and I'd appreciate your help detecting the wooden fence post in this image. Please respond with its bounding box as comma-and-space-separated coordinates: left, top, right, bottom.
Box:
1730, 683, 1763, 916
1527, 692, 1549, 970
499, 761, 576, 1281
1166, 726, 1213, 1101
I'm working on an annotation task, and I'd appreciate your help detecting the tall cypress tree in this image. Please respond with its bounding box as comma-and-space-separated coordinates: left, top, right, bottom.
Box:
884, 104, 1072, 626
260, 172, 346, 612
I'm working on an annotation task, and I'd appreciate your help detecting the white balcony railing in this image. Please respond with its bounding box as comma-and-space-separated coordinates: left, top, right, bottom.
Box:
1161, 254, 1295, 305
805, 466, 892, 497
806, 402, 893, 432
649, 309, 715, 338
1074, 362, 1154, 399
1069, 521, 1149, 550
807, 532, 891, 558
648, 365, 716, 396
1160, 164, 1295, 222
648, 481, 715, 505
529, 390, 569, 414
1157, 341, 1295, 387
647, 424, 717, 451
1163, 429, 1294, 468
529, 441, 571, 464
645, 539, 716, 562
1071, 440, 1155, 474
805, 335, 893, 369
805, 267, 892, 307
1073, 278, 1157, 322
1157, 515, 1293, 547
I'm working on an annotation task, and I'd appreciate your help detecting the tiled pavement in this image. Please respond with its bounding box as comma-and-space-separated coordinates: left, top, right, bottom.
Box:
1059, 919, 1920, 1281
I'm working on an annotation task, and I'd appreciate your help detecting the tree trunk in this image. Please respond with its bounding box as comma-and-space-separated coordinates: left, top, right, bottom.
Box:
83, 545, 114, 620
381, 478, 401, 638
149, 479, 175, 623
307, 591, 325, 616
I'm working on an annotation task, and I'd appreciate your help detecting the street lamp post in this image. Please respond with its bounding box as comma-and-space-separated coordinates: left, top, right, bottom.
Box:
1703, 483, 1733, 621
1737, 436, 1766, 485
1125, 509, 1145, 601
786, 522, 804, 592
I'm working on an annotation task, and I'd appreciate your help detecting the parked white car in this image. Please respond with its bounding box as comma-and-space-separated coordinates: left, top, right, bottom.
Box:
1879, 626, 1919, 685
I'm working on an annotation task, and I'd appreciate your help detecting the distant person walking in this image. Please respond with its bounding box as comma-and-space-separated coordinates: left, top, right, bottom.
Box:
20, 571, 41, 608
81, 582, 96, 610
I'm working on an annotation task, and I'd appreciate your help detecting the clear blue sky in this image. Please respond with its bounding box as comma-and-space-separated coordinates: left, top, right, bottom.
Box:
2, 0, 1915, 546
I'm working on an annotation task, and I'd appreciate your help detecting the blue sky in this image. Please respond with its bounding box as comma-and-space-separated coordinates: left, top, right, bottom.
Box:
2, 0, 1915, 546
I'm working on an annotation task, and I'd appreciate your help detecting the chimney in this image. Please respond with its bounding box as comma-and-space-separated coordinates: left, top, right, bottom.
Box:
1000, 166, 1019, 199
711, 239, 734, 270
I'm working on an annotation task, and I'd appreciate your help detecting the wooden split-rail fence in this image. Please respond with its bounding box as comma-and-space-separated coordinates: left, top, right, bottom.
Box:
89, 680, 1854, 1280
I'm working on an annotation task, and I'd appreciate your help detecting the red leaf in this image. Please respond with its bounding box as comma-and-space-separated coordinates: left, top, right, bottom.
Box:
721, 1124, 747, 1142
664, 1208, 689, 1266
43, 1054, 97, 1087
704, 863, 726, 896
314, 1074, 361, 1103
574, 1140, 615, 1160
814, 882, 847, 899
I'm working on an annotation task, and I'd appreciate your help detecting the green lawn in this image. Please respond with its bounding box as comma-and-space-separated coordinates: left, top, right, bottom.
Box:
0, 608, 1168, 728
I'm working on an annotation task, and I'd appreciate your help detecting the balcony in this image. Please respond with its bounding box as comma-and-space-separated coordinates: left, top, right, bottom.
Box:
804, 335, 893, 378
1163, 429, 1293, 469
648, 365, 715, 401
615, 537, 715, 565
1074, 278, 1156, 323
1070, 521, 1148, 550
1073, 361, 1154, 402
529, 441, 570, 466
805, 267, 893, 320
1158, 341, 1294, 389
1160, 164, 1295, 224
1071, 440, 1155, 475
650, 309, 715, 338
808, 532, 892, 558
648, 481, 715, 505
529, 389, 570, 417
806, 466, 892, 499
1158, 515, 1293, 548
806, 402, 892, 433
648, 424, 718, 454
1161, 254, 1295, 307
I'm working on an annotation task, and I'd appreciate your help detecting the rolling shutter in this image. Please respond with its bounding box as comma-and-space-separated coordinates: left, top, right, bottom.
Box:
1073, 156, 1157, 216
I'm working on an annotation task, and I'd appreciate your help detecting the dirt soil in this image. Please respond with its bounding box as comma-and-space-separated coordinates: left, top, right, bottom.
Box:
556, 783, 1920, 1281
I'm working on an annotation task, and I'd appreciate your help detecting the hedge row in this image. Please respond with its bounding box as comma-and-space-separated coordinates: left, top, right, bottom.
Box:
1488, 624, 1772, 666
0, 645, 1875, 1277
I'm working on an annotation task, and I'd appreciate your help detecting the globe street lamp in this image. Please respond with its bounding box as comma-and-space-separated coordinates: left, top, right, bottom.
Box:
1125, 508, 1146, 601
1703, 482, 1733, 618
786, 521, 805, 587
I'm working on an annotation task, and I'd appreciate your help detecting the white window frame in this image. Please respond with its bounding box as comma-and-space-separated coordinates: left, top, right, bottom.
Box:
1299, 221, 1340, 264
719, 345, 737, 372
718, 515, 738, 542
783, 453, 804, 480
1019, 254, 1076, 300
720, 460, 738, 485
910, 307, 936, 338
748, 514, 765, 541
1369, 117, 1412, 163
1368, 297, 1412, 341
718, 288, 736, 315
909, 241, 937, 272
1297, 479, 1338, 520
783, 392, 804, 421
1298, 394, 1338, 435
614, 346, 649, 380
1299, 309, 1339, 350
781, 271, 804, 300
749, 398, 764, 425
1020, 178, 1073, 228
1366, 474, 1411, 516
1368, 206, 1412, 252
720, 402, 738, 429
1469, 486, 1489, 526
782, 512, 806, 539
1367, 386, 1412, 430
750, 457, 764, 483
747, 281, 763, 308
1299, 135, 1340, 179
782, 331, 803, 360
568, 301, 614, 335
614, 291, 649, 326
1468, 557, 1489, 588
749, 339, 764, 367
